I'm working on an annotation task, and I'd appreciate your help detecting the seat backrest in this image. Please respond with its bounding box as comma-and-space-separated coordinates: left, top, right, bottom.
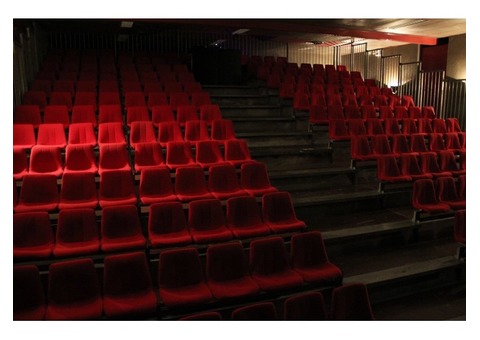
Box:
165, 141, 193, 166
148, 201, 187, 235
188, 199, 226, 231
56, 208, 98, 244
231, 302, 278, 320
98, 105, 123, 124
208, 163, 242, 193
283, 291, 327, 320
13, 211, 53, 248
134, 142, 164, 169
436, 176, 461, 202
158, 122, 184, 147
195, 140, 224, 166
60, 171, 97, 202
13, 124, 36, 148
36, 123, 67, 147
18, 174, 59, 205
226, 195, 264, 229
101, 204, 142, 239
290, 231, 330, 269
211, 119, 236, 142
240, 161, 273, 190
331, 283, 375, 320
13, 265, 46, 320
139, 167, 174, 197
224, 139, 251, 165
99, 170, 136, 199
29, 145, 63, 174
151, 105, 175, 126
206, 242, 250, 282
158, 247, 205, 288
249, 236, 290, 276
65, 144, 97, 172
412, 179, 439, 206
68, 122, 97, 146
184, 120, 210, 144
262, 191, 298, 223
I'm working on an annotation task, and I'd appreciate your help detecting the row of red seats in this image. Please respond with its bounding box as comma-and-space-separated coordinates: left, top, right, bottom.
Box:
20, 89, 211, 112
14, 139, 252, 180
14, 191, 306, 260
13, 161, 278, 212
13, 117, 234, 150
377, 154, 466, 185
14, 231, 342, 320
412, 177, 466, 213
330, 118, 464, 141
14, 103, 222, 130
350, 133, 466, 162
186, 284, 374, 320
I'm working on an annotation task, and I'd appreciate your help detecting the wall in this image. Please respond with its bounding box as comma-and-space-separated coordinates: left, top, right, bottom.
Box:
446, 33, 466, 79
382, 44, 419, 63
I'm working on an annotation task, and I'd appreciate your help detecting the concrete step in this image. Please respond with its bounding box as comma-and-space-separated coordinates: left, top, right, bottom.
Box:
220, 105, 293, 118
211, 94, 280, 106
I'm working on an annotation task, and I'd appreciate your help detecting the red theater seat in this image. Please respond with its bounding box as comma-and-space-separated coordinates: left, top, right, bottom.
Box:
98, 122, 127, 147
29, 145, 63, 177
436, 176, 466, 210
64, 144, 97, 174
98, 143, 131, 175
103, 252, 157, 319
438, 150, 466, 177
129, 121, 156, 150
184, 120, 210, 147
13, 147, 29, 180
211, 119, 237, 145
199, 104, 222, 127
43, 105, 70, 128
412, 179, 451, 213
231, 302, 278, 320
262, 191, 307, 234
100, 205, 146, 253
224, 139, 252, 167
68, 123, 97, 147
46, 258, 103, 320
71, 105, 97, 127
195, 140, 225, 169
13, 265, 46, 320
13, 211, 54, 259
151, 105, 175, 127
226, 196, 271, 239
377, 155, 412, 183
134, 142, 165, 173
283, 292, 328, 320
158, 121, 184, 148
191, 91, 211, 110
98, 105, 123, 124
50, 91, 73, 111
139, 167, 177, 205
13, 124, 36, 149
188, 199, 233, 244
98, 170, 137, 208
208, 163, 248, 200
158, 247, 213, 308
148, 202, 192, 247
126, 106, 150, 128
59, 172, 98, 210
399, 154, 432, 180
206, 242, 260, 300
290, 231, 343, 285
249, 237, 304, 292
124, 91, 146, 108
15, 174, 59, 213
37, 123, 67, 148
331, 283, 375, 320
165, 141, 196, 170
240, 161, 278, 197
53, 208, 100, 257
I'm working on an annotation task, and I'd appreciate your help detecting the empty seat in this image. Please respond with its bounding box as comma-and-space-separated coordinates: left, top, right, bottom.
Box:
444, 132, 464, 152
412, 179, 451, 213
224, 139, 252, 167
13, 265, 46, 320
199, 104, 222, 127
331, 283, 375, 320
64, 144, 97, 174
438, 150, 466, 176
195, 140, 225, 169
15, 174, 59, 213
436, 176, 466, 210
293, 92, 310, 112
98, 143, 131, 175
129, 121, 156, 150
418, 118, 434, 135
46, 258, 103, 320
211, 119, 237, 145
98, 91, 121, 106
399, 153, 432, 180
191, 91, 211, 109
344, 105, 361, 120
240, 161, 278, 197
71, 105, 97, 127
308, 105, 328, 126
158, 121, 184, 148
384, 118, 402, 135
158, 247, 213, 308
50, 91, 73, 111
22, 91, 47, 111
103, 252, 157, 319
249, 236, 304, 292
151, 105, 175, 127
188, 198, 233, 244
43, 105, 70, 128
139, 167, 177, 205
53, 208, 100, 257
328, 119, 350, 141
37, 123, 67, 148
379, 106, 394, 119
169, 92, 190, 110
429, 133, 447, 152
98, 170, 137, 208
206, 242, 260, 300
432, 119, 448, 134
348, 119, 367, 137
125, 106, 150, 128
13, 124, 36, 149
446, 118, 462, 133
394, 106, 408, 119
283, 292, 328, 320
408, 106, 422, 119
350, 135, 375, 162
361, 105, 377, 120
147, 92, 169, 110
371, 135, 397, 158
134, 141, 165, 173
173, 166, 212, 202
231, 302, 278, 320
98, 122, 128, 147
74, 91, 97, 110
262, 191, 307, 234
327, 105, 345, 120
13, 211, 54, 258
419, 152, 452, 178
226, 195, 271, 239
409, 133, 429, 154
59, 172, 98, 210
29, 145, 63, 177
68, 122, 97, 147
377, 155, 412, 183
366, 118, 385, 137
101, 205, 146, 253
13, 147, 29, 180
98, 105, 123, 124
290, 230, 343, 285
184, 120, 210, 146
422, 106, 436, 119
124, 91, 146, 108
148, 201, 192, 247
165, 141, 196, 170
208, 163, 248, 200
391, 134, 417, 157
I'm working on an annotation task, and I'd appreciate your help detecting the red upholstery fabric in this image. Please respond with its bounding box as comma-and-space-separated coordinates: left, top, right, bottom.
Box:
139, 167, 177, 205
158, 121, 184, 148
262, 191, 307, 233
419, 152, 452, 178
412, 179, 451, 213
46, 258, 103, 320
191, 91, 211, 110
13, 211, 53, 258
206, 242, 260, 299
429, 133, 447, 152
98, 122, 126, 146
184, 120, 210, 147
103, 252, 157, 319
432, 119, 448, 134
59, 172, 98, 210
15, 174, 59, 213
291, 231, 342, 284
148, 201, 192, 247
68, 122, 97, 147
98, 143, 131, 175
208, 163, 248, 200
240, 161, 278, 197
13, 124, 36, 149
224, 139, 252, 167
13, 147, 29, 180
391, 134, 417, 157
226, 196, 271, 239
377, 156, 412, 183
134, 142, 165, 173
371, 134, 397, 158
309, 105, 328, 124
328, 119, 350, 141
124, 91, 146, 108
165, 141, 195, 170
348, 119, 367, 137
101, 205, 146, 252
36, 123, 67, 148
211, 119, 237, 145
22, 91, 47, 111
436, 176, 466, 210
13, 265, 46, 320
399, 154, 433, 180
384, 119, 401, 135
98, 170, 137, 208
283, 292, 328, 320
409, 133, 429, 153
438, 150, 466, 176
53, 208, 99, 257
350, 135, 375, 161
231, 302, 278, 320
187, 199, 233, 244
199, 104, 222, 127
64, 144, 97, 174
158, 247, 213, 308
331, 283, 375, 320
98, 105, 123, 124
249, 237, 304, 292
151, 104, 174, 127
29, 145, 63, 177
174, 166, 213, 202
126, 106, 150, 128
43, 105, 70, 128
129, 121, 156, 150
